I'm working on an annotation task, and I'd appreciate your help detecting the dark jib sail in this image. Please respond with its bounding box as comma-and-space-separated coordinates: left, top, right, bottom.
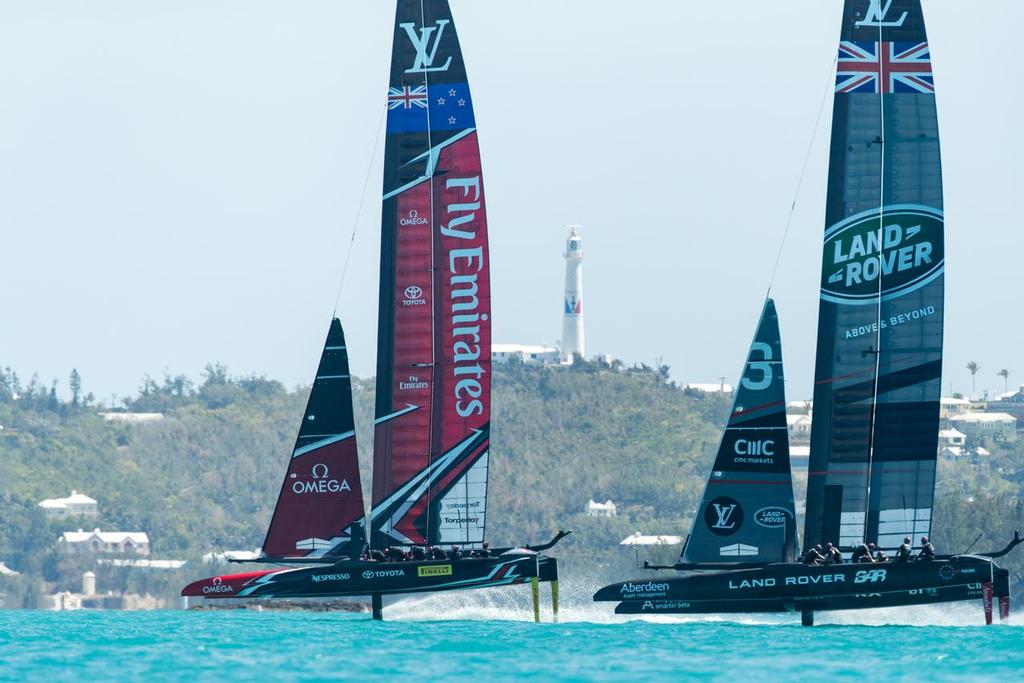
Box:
682, 299, 797, 564
804, 0, 943, 553
371, 0, 491, 549
262, 319, 366, 559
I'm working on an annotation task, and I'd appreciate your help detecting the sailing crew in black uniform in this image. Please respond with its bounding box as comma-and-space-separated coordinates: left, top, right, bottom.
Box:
917, 536, 936, 561
851, 543, 874, 563
895, 537, 913, 562
803, 544, 825, 566
868, 543, 886, 562
824, 542, 843, 565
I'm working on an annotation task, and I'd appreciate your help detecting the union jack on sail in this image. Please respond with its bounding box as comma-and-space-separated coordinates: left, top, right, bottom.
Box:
388, 85, 428, 110
836, 42, 934, 94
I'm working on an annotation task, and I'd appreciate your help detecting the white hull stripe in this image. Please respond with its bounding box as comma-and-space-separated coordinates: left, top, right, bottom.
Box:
292, 431, 355, 458
374, 404, 419, 425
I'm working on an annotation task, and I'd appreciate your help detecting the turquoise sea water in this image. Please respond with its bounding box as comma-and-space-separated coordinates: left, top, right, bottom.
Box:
1, 587, 1022, 682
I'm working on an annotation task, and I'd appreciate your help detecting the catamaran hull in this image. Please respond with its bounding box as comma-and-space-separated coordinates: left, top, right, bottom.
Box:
182, 554, 558, 600
596, 557, 1010, 617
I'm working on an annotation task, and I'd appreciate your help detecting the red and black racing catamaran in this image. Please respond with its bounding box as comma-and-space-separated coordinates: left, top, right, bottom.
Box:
595, 0, 1020, 625
183, 0, 565, 620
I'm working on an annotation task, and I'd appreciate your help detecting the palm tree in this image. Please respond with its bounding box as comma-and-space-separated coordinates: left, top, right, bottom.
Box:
966, 361, 981, 397
998, 368, 1012, 394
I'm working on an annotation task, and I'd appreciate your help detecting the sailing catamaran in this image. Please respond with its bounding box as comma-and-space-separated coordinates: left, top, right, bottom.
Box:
182, 0, 566, 621
594, 0, 1020, 625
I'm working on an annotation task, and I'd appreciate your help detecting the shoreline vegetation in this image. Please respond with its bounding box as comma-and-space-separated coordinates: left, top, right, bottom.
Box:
1, 360, 1022, 609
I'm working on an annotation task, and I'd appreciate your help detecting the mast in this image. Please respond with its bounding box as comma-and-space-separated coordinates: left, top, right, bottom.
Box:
803, 0, 944, 551
262, 319, 366, 559
682, 299, 797, 564
370, 0, 492, 548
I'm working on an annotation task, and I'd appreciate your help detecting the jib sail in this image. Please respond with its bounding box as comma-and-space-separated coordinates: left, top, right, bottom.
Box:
803, 0, 943, 552
370, 0, 491, 548
262, 318, 366, 559
682, 299, 797, 564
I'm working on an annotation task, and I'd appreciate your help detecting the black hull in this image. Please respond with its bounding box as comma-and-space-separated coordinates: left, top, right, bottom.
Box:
596, 557, 1009, 616
183, 553, 558, 600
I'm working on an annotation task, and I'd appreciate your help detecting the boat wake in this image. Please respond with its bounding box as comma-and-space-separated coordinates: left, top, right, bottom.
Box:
382, 578, 1018, 628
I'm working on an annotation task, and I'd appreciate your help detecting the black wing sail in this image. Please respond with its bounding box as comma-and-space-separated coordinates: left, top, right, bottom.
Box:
803, 0, 943, 552
681, 299, 797, 564
262, 319, 366, 559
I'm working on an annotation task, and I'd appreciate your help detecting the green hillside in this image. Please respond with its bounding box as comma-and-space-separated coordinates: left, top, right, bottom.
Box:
1, 362, 1022, 607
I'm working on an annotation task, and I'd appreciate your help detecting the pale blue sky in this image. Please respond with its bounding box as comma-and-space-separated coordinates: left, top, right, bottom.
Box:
1, 1, 1020, 403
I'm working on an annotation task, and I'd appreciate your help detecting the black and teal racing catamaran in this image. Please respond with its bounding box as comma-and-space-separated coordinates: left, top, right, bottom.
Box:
595, 0, 1020, 625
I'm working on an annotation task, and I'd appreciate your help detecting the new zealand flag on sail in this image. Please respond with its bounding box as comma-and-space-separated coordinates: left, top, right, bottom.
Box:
386, 82, 476, 134
836, 42, 934, 93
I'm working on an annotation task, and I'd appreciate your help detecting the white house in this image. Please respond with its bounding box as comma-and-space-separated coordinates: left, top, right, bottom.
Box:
949, 412, 1018, 443
585, 499, 617, 518
940, 397, 973, 420
38, 491, 98, 519
97, 412, 164, 424
60, 529, 150, 556
492, 344, 560, 365
787, 413, 813, 440
938, 428, 967, 448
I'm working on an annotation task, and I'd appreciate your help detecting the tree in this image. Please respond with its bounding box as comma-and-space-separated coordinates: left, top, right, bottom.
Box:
966, 361, 981, 397
69, 369, 82, 406
998, 368, 1012, 394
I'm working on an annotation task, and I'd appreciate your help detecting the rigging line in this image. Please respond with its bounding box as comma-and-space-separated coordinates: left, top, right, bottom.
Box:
765, 52, 839, 297
419, 0, 438, 546
333, 104, 387, 317
864, 18, 887, 545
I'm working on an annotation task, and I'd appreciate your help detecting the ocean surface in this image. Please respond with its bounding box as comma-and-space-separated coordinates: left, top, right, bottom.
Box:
1, 584, 1022, 682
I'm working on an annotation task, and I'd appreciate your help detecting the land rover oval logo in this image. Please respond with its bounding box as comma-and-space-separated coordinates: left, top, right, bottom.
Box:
705, 496, 743, 536
754, 507, 789, 529
820, 205, 943, 305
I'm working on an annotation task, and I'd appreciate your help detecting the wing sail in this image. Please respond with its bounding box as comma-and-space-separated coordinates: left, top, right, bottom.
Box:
803, 0, 943, 552
371, 0, 491, 548
262, 319, 366, 559
682, 299, 798, 564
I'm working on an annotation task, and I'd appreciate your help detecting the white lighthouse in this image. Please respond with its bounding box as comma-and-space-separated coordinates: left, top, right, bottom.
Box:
561, 226, 585, 363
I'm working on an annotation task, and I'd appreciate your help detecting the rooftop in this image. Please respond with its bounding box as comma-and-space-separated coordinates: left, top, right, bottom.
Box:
950, 412, 1017, 423
62, 529, 149, 544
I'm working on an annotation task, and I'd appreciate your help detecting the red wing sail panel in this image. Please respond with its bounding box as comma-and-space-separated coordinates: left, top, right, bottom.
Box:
371, 0, 491, 548
262, 319, 366, 559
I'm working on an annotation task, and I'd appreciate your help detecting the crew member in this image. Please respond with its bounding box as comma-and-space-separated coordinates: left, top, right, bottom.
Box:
851, 543, 874, 563
479, 542, 491, 558
410, 545, 426, 561
868, 543, 886, 562
387, 546, 405, 562
369, 547, 386, 562
824, 542, 843, 565
917, 536, 936, 561
803, 544, 825, 566
449, 545, 462, 561
894, 537, 913, 562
